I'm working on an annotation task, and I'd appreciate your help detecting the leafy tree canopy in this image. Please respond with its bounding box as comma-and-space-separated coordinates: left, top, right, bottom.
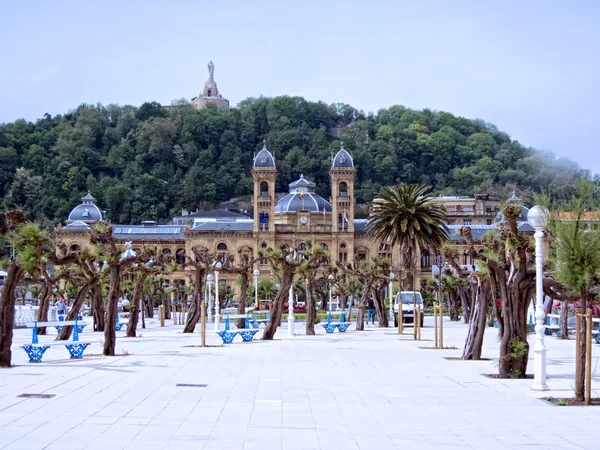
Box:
0, 98, 589, 225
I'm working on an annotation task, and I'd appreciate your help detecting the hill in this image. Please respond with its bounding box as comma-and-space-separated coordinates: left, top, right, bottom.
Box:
0, 97, 585, 225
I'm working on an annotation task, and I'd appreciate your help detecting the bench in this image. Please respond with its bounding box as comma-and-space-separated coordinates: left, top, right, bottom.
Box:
251, 310, 270, 328
215, 314, 260, 344
115, 314, 129, 331
21, 320, 93, 363
321, 312, 351, 333
55, 316, 87, 334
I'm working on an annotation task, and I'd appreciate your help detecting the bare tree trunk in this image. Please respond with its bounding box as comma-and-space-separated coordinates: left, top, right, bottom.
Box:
141, 296, 146, 329
92, 286, 105, 332
448, 290, 460, 321
103, 266, 122, 356
183, 267, 204, 333
498, 287, 531, 378
0, 263, 23, 367
305, 278, 316, 336
372, 287, 389, 327
126, 274, 147, 337
355, 283, 370, 331
237, 274, 249, 329
576, 293, 588, 401
560, 301, 569, 340
459, 286, 470, 323
462, 282, 490, 360
263, 272, 294, 340
346, 295, 353, 323
57, 283, 92, 340
145, 295, 154, 318
36, 280, 52, 335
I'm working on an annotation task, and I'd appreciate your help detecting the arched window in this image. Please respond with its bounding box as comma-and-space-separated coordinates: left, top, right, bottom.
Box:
421, 250, 430, 268
463, 250, 468, 265
207, 89, 212, 97
69, 244, 80, 252
260, 182, 269, 197
260, 242, 268, 265
162, 248, 172, 255
339, 243, 348, 263
217, 243, 228, 263
320, 243, 328, 250
176, 249, 186, 264
339, 182, 348, 197
298, 243, 307, 251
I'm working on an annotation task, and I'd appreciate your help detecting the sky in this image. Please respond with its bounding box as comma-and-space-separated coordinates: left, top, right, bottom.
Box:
1, 0, 599, 173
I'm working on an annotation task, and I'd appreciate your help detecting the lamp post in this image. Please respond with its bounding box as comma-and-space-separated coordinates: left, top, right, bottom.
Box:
253, 269, 260, 309
214, 262, 222, 331
328, 274, 335, 311
206, 274, 213, 322
389, 272, 395, 322
435, 255, 444, 304
286, 255, 295, 337
527, 205, 550, 391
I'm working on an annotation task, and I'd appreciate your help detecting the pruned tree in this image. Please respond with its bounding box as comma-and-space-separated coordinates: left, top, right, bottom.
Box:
297, 242, 329, 335
89, 224, 147, 356
126, 253, 169, 337
56, 249, 104, 340
0, 211, 77, 367
182, 246, 215, 333
221, 249, 261, 329
262, 246, 324, 340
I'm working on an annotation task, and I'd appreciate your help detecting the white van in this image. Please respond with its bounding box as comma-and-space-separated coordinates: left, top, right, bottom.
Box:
394, 291, 424, 327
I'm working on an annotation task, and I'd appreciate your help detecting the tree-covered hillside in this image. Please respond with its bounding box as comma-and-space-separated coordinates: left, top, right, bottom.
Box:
0, 97, 586, 225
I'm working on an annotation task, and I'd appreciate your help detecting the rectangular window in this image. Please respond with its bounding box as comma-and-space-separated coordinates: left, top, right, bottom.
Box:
464, 220, 472, 226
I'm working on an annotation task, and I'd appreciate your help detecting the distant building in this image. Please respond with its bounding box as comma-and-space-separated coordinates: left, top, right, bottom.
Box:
436, 194, 501, 226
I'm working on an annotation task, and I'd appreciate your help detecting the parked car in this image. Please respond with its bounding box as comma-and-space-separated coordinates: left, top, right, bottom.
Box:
393, 291, 424, 327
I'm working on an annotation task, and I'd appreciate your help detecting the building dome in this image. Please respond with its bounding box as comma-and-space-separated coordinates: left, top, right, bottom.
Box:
332, 145, 354, 168
253, 142, 275, 168
494, 192, 529, 225
274, 175, 332, 214
67, 193, 104, 224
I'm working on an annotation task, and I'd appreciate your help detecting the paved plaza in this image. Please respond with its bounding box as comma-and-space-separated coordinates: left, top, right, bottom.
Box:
1, 317, 600, 450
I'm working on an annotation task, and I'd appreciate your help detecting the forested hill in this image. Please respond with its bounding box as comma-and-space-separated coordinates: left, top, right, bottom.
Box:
0, 97, 585, 225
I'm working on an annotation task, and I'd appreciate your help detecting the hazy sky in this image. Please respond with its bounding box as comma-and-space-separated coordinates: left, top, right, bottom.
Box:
2, 0, 599, 173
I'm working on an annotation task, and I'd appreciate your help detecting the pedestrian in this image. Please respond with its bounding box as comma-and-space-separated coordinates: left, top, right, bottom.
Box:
55, 298, 66, 317
367, 297, 376, 325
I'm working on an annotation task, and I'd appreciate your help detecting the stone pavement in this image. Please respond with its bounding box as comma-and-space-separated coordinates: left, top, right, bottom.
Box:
1, 317, 600, 450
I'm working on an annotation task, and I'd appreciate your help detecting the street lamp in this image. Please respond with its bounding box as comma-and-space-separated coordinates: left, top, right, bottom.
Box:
286, 254, 295, 337
214, 262, 222, 331
389, 272, 395, 322
253, 269, 260, 309
328, 274, 335, 311
206, 274, 213, 322
527, 205, 550, 391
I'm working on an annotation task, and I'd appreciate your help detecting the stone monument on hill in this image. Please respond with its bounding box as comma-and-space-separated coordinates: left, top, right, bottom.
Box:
191, 61, 229, 110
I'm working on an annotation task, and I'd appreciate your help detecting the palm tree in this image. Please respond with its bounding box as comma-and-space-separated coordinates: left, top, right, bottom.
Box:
367, 184, 448, 336
367, 184, 448, 268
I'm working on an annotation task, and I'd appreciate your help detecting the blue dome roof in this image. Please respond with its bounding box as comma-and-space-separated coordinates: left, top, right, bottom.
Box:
253, 143, 275, 168
274, 192, 332, 214
332, 146, 354, 168
67, 193, 104, 223
275, 175, 331, 214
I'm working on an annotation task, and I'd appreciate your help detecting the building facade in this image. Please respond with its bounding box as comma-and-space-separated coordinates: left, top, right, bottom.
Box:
57, 145, 532, 299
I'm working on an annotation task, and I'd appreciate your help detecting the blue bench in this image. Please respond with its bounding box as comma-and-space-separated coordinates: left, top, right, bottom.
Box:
216, 314, 260, 344
251, 310, 270, 328
55, 315, 87, 334
321, 312, 351, 333
22, 320, 92, 363
115, 314, 128, 331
